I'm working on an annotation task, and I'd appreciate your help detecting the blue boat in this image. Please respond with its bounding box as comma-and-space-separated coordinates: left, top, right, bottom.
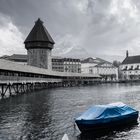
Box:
75, 102, 139, 133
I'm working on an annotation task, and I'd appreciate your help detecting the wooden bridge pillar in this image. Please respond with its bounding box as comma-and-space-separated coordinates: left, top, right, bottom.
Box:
1, 84, 4, 97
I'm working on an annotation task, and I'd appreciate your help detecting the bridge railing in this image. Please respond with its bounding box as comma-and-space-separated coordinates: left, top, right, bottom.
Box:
0, 75, 62, 84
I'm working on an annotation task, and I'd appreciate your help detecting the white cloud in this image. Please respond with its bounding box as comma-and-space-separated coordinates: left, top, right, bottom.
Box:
1, 0, 140, 61
53, 34, 81, 55
110, 0, 139, 24
80, 0, 140, 60
76, 0, 88, 14
0, 13, 25, 56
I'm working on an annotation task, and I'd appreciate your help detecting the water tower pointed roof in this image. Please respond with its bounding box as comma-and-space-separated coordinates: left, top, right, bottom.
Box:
24, 18, 55, 44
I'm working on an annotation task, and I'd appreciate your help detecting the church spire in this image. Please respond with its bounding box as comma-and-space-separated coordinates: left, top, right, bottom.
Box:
126, 50, 129, 57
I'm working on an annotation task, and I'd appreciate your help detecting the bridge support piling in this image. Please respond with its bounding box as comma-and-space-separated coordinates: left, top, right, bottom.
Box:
0, 76, 100, 99
1, 84, 4, 97
9, 85, 12, 96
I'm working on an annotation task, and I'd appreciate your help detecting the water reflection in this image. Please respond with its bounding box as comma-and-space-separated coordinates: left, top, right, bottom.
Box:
0, 83, 140, 139
79, 123, 139, 140
21, 90, 53, 139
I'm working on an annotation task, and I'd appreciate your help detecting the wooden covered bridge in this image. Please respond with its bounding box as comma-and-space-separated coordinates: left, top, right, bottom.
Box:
0, 59, 100, 98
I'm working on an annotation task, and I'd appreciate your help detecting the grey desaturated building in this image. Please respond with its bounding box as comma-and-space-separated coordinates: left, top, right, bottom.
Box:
0, 18, 81, 73
52, 56, 64, 72
0, 54, 27, 64
24, 18, 55, 70
63, 58, 81, 73
81, 57, 118, 81
0, 54, 81, 73
120, 51, 140, 80
46, 56, 81, 73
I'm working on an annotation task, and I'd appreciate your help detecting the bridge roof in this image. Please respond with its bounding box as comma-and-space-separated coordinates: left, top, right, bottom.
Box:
0, 59, 100, 78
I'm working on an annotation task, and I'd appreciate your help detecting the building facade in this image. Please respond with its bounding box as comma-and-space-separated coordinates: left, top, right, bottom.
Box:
90, 62, 118, 81
81, 57, 118, 81
52, 57, 81, 73
1, 54, 81, 73
81, 57, 100, 73
120, 51, 140, 80
24, 18, 55, 70
52, 56, 64, 72
63, 58, 81, 73
0, 54, 27, 65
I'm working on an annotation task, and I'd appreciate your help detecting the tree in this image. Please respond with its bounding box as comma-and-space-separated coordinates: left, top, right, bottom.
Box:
113, 60, 121, 67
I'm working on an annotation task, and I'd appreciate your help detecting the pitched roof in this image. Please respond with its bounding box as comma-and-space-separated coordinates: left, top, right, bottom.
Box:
0, 54, 27, 62
81, 57, 108, 64
9, 54, 27, 60
0, 55, 10, 59
95, 61, 115, 68
95, 57, 107, 63
96, 61, 111, 66
81, 57, 98, 63
122, 55, 140, 64
0, 59, 100, 78
24, 18, 55, 44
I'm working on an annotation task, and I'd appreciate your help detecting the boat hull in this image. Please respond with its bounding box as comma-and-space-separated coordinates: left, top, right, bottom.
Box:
76, 112, 139, 133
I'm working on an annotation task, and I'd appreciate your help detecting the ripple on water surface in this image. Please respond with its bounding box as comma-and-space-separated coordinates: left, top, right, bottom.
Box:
0, 83, 140, 139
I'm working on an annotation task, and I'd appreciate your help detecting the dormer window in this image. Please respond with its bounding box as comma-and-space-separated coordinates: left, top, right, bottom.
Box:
123, 66, 127, 70
135, 65, 139, 70
128, 66, 133, 70
89, 69, 93, 74
129, 66, 133, 70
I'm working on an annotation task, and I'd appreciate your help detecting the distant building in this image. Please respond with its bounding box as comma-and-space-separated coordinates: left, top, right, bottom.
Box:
52, 57, 81, 73
81, 57, 118, 81
52, 56, 64, 72
24, 18, 55, 70
0, 54, 27, 64
81, 57, 100, 73
63, 58, 81, 73
0, 54, 81, 73
90, 62, 118, 81
120, 51, 140, 80
0, 19, 82, 73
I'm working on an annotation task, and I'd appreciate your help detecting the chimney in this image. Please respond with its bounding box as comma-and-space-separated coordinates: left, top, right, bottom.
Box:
126, 50, 129, 57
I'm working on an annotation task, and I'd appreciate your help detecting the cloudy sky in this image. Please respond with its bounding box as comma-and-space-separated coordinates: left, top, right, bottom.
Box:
0, 0, 140, 61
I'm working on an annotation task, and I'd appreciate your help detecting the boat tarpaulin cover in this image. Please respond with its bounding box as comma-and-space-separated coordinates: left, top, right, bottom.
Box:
76, 102, 137, 123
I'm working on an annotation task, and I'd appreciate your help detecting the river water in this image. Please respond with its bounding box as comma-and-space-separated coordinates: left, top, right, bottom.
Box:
0, 83, 140, 140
